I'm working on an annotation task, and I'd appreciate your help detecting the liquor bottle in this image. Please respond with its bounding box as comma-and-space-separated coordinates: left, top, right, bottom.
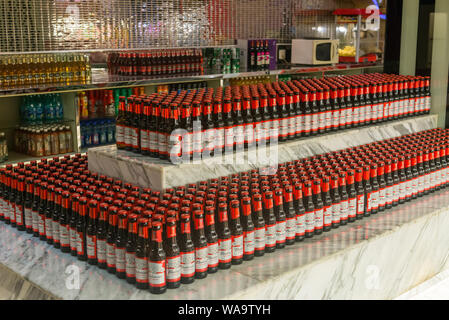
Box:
149, 221, 167, 294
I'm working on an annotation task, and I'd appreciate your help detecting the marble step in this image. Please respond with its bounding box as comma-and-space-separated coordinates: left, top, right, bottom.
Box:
88, 114, 438, 191
1, 181, 449, 299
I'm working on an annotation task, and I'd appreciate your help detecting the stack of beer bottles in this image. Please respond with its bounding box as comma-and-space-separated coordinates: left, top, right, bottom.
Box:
0, 128, 448, 294
115, 73, 432, 161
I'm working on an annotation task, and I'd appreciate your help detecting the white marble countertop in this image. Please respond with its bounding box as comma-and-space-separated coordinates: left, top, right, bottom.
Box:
2, 187, 449, 299
88, 115, 438, 191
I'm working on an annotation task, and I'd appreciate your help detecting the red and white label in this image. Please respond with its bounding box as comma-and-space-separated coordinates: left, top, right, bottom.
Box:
243, 230, 255, 255
181, 251, 195, 277
218, 238, 232, 263
149, 260, 166, 287
166, 255, 181, 282
231, 234, 244, 259
195, 246, 209, 272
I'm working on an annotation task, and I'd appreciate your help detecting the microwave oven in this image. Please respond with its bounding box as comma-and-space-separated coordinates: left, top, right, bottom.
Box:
291, 39, 339, 65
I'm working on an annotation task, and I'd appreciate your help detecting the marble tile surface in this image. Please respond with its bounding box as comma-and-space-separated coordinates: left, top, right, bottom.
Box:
1, 186, 449, 299
395, 268, 449, 300
88, 115, 438, 191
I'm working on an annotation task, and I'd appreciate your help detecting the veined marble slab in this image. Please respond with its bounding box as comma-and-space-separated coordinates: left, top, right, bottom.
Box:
88, 115, 438, 191
1, 186, 449, 299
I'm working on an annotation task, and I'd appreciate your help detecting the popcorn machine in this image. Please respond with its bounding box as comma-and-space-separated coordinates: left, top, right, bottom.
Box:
332, 8, 383, 64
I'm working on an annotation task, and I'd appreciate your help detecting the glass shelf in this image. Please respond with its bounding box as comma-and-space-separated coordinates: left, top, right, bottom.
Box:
0, 63, 383, 98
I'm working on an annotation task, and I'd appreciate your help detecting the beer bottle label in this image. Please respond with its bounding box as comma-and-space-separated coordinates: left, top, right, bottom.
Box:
377, 103, 384, 120
234, 125, 245, 145
288, 116, 296, 136
86, 234, 97, 259
166, 255, 181, 282
296, 213, 305, 236
24, 207, 32, 229
323, 206, 333, 227
270, 119, 279, 139
332, 109, 340, 128
149, 131, 159, 152
378, 187, 386, 206
158, 132, 168, 155
203, 129, 215, 152
314, 208, 323, 229
124, 126, 132, 147
106, 243, 116, 268
339, 108, 347, 126
359, 105, 366, 123
135, 257, 148, 283
276, 220, 286, 243
215, 128, 225, 149
207, 242, 219, 268
225, 127, 234, 148
192, 130, 202, 153
52, 220, 60, 243
38, 214, 46, 236
244, 123, 254, 145
149, 260, 166, 287
180, 251, 195, 277
318, 111, 326, 130
340, 199, 349, 219
295, 115, 303, 134
352, 105, 360, 124
325, 110, 332, 129
280, 117, 289, 138
69, 227, 78, 251
125, 252, 136, 277
357, 194, 365, 214
254, 227, 265, 251
15, 205, 23, 226
76, 231, 85, 255
45, 217, 53, 239
115, 247, 126, 272
243, 230, 255, 254
348, 198, 357, 218
286, 217, 296, 240
218, 238, 232, 263
60, 224, 70, 248
169, 133, 183, 157
231, 234, 244, 259
96, 239, 106, 263
399, 182, 406, 199
265, 224, 277, 247
305, 211, 315, 233
140, 129, 149, 151
392, 183, 400, 201
3, 202, 9, 221
10, 203, 16, 223
345, 107, 353, 124
332, 202, 341, 223
33, 209, 41, 231
311, 113, 319, 132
